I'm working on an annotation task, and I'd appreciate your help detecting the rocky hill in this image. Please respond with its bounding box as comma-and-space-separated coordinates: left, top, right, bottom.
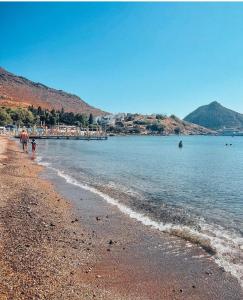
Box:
184, 101, 243, 130
107, 113, 214, 135
0, 67, 105, 116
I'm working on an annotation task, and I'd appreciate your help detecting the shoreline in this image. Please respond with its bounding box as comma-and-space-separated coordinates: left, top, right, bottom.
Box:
0, 137, 116, 299
0, 136, 242, 299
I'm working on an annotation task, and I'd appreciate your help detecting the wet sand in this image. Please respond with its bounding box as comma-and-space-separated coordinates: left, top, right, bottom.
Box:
0, 136, 242, 299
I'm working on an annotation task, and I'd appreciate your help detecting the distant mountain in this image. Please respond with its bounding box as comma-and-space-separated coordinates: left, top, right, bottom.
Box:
184, 101, 243, 130
0, 67, 105, 116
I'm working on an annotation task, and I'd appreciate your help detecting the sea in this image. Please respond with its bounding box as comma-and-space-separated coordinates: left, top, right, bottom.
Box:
35, 135, 243, 286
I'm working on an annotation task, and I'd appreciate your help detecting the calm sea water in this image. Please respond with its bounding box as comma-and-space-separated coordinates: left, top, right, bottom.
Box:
36, 136, 243, 285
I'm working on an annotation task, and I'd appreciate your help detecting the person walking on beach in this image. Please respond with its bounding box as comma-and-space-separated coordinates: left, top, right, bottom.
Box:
31, 138, 37, 153
20, 129, 29, 153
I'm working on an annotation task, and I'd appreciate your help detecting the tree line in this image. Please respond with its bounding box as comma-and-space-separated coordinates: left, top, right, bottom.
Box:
0, 105, 95, 127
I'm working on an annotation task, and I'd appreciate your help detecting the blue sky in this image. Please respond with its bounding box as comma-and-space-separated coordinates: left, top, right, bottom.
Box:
1, 2, 243, 117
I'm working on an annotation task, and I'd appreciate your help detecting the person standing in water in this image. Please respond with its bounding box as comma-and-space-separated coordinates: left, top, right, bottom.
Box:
31, 138, 37, 153
178, 140, 183, 148
19, 129, 29, 153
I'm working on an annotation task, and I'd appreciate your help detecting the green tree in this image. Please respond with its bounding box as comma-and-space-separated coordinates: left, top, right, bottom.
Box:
157, 124, 165, 134
156, 114, 167, 120
0, 108, 12, 126
37, 106, 43, 115
24, 109, 35, 125
49, 109, 57, 126
174, 127, 181, 135
10, 108, 34, 126
75, 113, 88, 127
88, 113, 94, 125
60, 112, 75, 125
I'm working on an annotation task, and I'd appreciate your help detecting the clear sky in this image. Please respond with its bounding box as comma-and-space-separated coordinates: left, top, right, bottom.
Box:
1, 2, 243, 117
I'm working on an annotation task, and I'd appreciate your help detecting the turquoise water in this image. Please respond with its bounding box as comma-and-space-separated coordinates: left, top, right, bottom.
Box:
36, 136, 243, 285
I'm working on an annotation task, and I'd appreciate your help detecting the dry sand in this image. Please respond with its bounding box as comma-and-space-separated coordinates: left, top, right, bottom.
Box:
0, 137, 120, 299
0, 136, 242, 300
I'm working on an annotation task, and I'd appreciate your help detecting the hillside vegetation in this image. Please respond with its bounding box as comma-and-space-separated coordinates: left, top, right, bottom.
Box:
0, 106, 92, 127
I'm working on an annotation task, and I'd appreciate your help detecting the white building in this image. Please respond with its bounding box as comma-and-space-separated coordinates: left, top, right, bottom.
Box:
95, 114, 115, 126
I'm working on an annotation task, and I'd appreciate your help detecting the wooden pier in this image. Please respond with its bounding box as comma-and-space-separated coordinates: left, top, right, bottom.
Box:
14, 125, 108, 140
15, 135, 108, 140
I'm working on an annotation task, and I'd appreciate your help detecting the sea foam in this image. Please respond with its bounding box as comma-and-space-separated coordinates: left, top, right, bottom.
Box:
36, 156, 243, 288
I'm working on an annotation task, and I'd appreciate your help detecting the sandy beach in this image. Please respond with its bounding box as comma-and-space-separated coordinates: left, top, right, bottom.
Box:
0, 136, 242, 300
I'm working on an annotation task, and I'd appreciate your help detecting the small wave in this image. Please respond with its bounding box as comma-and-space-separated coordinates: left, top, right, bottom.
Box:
106, 181, 140, 198
35, 155, 51, 167
35, 157, 243, 288
35, 155, 42, 163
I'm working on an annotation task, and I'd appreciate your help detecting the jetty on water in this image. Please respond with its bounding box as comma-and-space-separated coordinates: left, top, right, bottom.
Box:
24, 135, 108, 140
14, 125, 108, 140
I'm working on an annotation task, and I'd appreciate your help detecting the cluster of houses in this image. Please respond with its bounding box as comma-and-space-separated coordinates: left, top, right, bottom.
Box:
217, 127, 243, 136
94, 113, 127, 126
94, 113, 162, 135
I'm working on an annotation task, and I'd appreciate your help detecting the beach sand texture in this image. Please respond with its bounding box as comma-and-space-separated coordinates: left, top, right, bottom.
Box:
0, 136, 242, 299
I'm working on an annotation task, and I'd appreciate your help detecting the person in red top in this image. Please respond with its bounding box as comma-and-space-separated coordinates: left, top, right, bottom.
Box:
19, 130, 29, 153
31, 138, 37, 153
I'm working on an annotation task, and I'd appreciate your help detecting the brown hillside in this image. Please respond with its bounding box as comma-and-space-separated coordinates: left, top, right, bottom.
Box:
0, 67, 105, 116
123, 114, 214, 135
